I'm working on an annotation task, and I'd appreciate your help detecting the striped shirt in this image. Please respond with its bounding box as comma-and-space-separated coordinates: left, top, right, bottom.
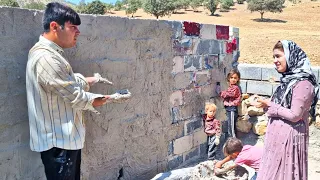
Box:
26, 36, 103, 152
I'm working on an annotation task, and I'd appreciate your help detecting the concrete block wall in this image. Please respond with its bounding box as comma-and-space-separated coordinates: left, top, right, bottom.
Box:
0, 6, 239, 180
167, 23, 239, 171
239, 64, 320, 96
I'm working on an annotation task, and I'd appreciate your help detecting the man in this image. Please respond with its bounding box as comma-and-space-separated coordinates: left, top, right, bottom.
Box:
26, 2, 130, 179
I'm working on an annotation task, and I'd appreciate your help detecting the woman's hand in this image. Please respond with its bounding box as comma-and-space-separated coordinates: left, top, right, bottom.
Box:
255, 98, 270, 108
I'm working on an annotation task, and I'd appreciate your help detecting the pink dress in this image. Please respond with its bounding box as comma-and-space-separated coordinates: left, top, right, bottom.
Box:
257, 80, 314, 180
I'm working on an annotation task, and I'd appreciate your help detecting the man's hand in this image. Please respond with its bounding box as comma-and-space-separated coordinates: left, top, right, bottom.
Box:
92, 96, 110, 107
93, 73, 113, 85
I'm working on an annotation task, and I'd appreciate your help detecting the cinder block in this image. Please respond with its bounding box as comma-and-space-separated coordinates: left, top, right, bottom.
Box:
173, 72, 193, 90
170, 91, 183, 107
199, 84, 214, 98
229, 27, 239, 38
193, 130, 207, 147
179, 89, 203, 119
184, 55, 202, 72
203, 54, 219, 69
185, 117, 203, 135
167, 20, 183, 39
179, 102, 203, 120
173, 38, 193, 55
219, 54, 233, 69
168, 155, 183, 170
247, 80, 273, 96
184, 147, 199, 162
216, 25, 229, 40
200, 24, 217, 39
173, 134, 193, 154
196, 39, 221, 55
261, 66, 281, 82
183, 21, 201, 36
238, 64, 262, 80
239, 80, 247, 94
172, 56, 184, 74
195, 71, 210, 86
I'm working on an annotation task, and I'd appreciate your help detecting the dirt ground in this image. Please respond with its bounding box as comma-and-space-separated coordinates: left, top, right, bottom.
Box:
107, 1, 320, 66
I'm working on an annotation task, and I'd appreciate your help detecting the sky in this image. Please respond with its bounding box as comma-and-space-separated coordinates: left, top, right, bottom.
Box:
67, 0, 118, 5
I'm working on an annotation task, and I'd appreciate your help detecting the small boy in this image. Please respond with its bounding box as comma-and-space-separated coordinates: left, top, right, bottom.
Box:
203, 103, 221, 160
215, 137, 263, 180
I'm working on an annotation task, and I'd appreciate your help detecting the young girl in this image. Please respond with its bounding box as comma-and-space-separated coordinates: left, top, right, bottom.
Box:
203, 103, 221, 160
216, 69, 241, 138
215, 138, 263, 180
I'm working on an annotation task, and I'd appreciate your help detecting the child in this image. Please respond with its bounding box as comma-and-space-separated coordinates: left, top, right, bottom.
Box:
215, 138, 263, 180
203, 103, 221, 160
216, 69, 241, 138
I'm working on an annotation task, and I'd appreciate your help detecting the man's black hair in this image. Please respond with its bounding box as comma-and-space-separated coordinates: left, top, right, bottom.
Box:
43, 2, 81, 32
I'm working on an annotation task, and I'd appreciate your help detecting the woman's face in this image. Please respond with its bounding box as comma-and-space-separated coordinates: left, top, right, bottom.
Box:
273, 48, 287, 73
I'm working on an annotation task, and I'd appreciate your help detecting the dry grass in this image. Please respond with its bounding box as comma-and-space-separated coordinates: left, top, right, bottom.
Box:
107, 1, 320, 66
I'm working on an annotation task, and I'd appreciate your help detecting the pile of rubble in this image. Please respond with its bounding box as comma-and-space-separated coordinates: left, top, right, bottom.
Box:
236, 94, 268, 136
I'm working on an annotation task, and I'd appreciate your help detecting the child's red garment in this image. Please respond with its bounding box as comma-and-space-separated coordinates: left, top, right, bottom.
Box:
220, 84, 241, 106
234, 145, 263, 172
203, 115, 221, 136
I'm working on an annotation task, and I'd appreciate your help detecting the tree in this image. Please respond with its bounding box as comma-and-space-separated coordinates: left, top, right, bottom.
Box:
24, 2, 45, 10
85, 0, 106, 14
247, 0, 285, 19
172, 0, 189, 12
0, 0, 19, 7
190, 0, 203, 12
76, 0, 87, 14
220, 0, 234, 11
114, 0, 124, 11
143, 0, 175, 19
125, 0, 142, 17
104, 3, 113, 13
204, 0, 219, 16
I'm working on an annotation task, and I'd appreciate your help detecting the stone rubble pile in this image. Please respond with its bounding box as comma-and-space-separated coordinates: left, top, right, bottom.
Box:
237, 94, 268, 136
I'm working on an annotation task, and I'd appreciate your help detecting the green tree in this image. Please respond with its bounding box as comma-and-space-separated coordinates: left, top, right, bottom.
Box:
0, 0, 19, 7
114, 0, 124, 11
104, 3, 113, 13
220, 0, 234, 11
247, 0, 285, 19
85, 0, 106, 14
172, 0, 189, 12
204, 0, 219, 15
143, 0, 175, 19
190, 0, 203, 12
125, 0, 142, 17
24, 2, 45, 10
76, 0, 87, 13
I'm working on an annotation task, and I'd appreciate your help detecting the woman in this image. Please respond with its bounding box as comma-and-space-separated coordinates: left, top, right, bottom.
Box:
256, 40, 319, 180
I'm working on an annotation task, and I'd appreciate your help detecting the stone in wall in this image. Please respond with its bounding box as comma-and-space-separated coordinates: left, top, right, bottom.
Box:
238, 100, 248, 116
247, 106, 264, 117
236, 119, 252, 133
252, 117, 268, 136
